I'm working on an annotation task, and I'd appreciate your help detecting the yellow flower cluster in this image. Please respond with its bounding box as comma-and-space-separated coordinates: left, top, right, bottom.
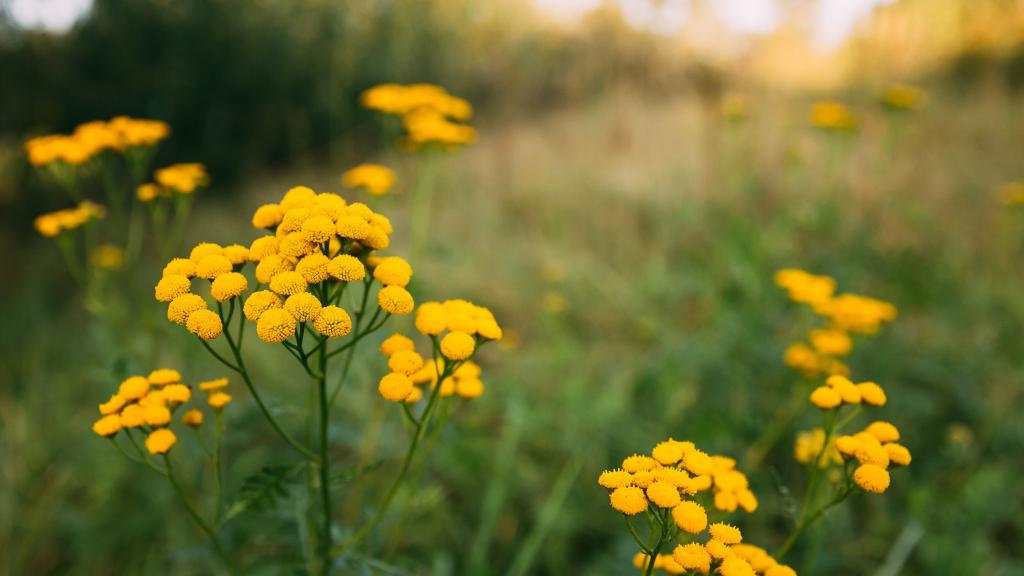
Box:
808, 375, 887, 410
25, 116, 169, 166
835, 421, 911, 494
809, 101, 857, 131
342, 163, 396, 196
361, 83, 476, 147
599, 439, 757, 516
776, 269, 897, 378
138, 163, 209, 200
33, 200, 106, 237
793, 428, 842, 468
377, 298, 502, 403
881, 83, 928, 111
91, 368, 228, 454
635, 541, 797, 576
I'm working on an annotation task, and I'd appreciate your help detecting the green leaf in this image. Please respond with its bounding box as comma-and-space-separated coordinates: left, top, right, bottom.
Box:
222, 464, 304, 524
329, 459, 383, 487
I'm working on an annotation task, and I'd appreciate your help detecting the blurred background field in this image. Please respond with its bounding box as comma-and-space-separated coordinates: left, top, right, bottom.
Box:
3, 0, 1024, 574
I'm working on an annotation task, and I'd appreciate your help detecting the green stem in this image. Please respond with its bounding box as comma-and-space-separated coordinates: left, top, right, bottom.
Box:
214, 411, 224, 525
776, 486, 852, 559
163, 455, 234, 572
624, 515, 650, 554
317, 336, 332, 575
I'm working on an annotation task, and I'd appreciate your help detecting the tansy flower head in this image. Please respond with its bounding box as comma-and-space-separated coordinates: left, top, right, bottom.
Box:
598, 469, 633, 489
865, 421, 900, 443
622, 454, 658, 473
187, 309, 223, 340
705, 539, 732, 560
440, 331, 475, 360
145, 428, 177, 454
162, 384, 191, 405
709, 522, 742, 545
455, 377, 484, 398
98, 394, 126, 415
147, 369, 181, 386
255, 254, 293, 284
249, 236, 280, 261
809, 386, 842, 409
302, 215, 335, 243
155, 274, 191, 302
280, 185, 317, 210
194, 254, 233, 280
646, 481, 682, 508
342, 163, 396, 196
718, 556, 756, 576
119, 404, 145, 428
380, 333, 415, 356
252, 204, 284, 229
415, 302, 447, 335
199, 377, 229, 392
256, 308, 297, 343
313, 305, 353, 337
765, 566, 797, 576
163, 258, 196, 278
378, 373, 414, 401
269, 270, 308, 296
327, 254, 365, 281
388, 349, 424, 376
182, 409, 204, 427
223, 244, 250, 265
143, 405, 172, 426
210, 272, 249, 301
296, 253, 330, 283
652, 438, 689, 465
92, 414, 122, 437
857, 381, 887, 406
373, 256, 413, 287
208, 392, 232, 410
336, 214, 370, 240
673, 543, 711, 572
244, 290, 283, 321
682, 449, 714, 476
671, 501, 707, 533
853, 464, 890, 493
609, 486, 648, 515
284, 292, 323, 322
118, 376, 150, 400
378, 286, 414, 315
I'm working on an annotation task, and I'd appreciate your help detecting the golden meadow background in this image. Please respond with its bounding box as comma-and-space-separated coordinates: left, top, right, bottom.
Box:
2, 0, 1024, 574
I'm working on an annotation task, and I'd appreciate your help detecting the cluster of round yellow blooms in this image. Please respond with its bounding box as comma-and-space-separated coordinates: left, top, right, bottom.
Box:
834, 422, 911, 494
341, 163, 396, 196
809, 101, 857, 132
33, 200, 106, 237
599, 439, 757, 517
361, 83, 476, 147
793, 428, 842, 468
996, 181, 1024, 206
377, 333, 491, 403
25, 116, 169, 166
809, 375, 887, 410
137, 163, 210, 201
91, 369, 228, 454
776, 269, 897, 378
880, 83, 928, 112
634, 528, 799, 575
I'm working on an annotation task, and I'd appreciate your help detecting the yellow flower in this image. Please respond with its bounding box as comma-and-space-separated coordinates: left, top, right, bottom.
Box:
155, 274, 192, 302
865, 421, 900, 443
715, 491, 738, 512
388, 349, 425, 376
810, 101, 857, 131
243, 290, 283, 321
881, 83, 927, 111
119, 404, 145, 428
92, 243, 124, 270
145, 428, 177, 454
252, 204, 284, 229
269, 271, 308, 296
671, 501, 707, 534
718, 556, 756, 576
809, 386, 842, 409
737, 489, 758, 512
774, 269, 835, 306
336, 214, 371, 240
118, 376, 150, 400
181, 409, 204, 427
857, 382, 887, 406
210, 272, 249, 301
280, 185, 317, 211
440, 331, 475, 360
342, 163, 396, 196
301, 215, 335, 244
327, 254, 365, 281
98, 394, 126, 415
313, 305, 353, 337
194, 254, 233, 280
161, 285, 201, 317
598, 469, 633, 489
187, 309, 223, 340
163, 258, 197, 278
199, 377, 229, 392
809, 329, 852, 357
190, 242, 224, 262
208, 392, 232, 410
249, 236, 280, 261
92, 414, 122, 437
853, 464, 890, 493
380, 333, 415, 356
296, 253, 331, 283
455, 377, 484, 398
147, 366, 181, 385
646, 481, 681, 508
673, 543, 711, 573
223, 244, 250, 265
257, 308, 297, 343
709, 522, 742, 545
284, 292, 323, 323
378, 286, 414, 315
682, 449, 713, 476
705, 539, 732, 560
996, 181, 1024, 206
155, 163, 208, 193
826, 374, 861, 404
378, 372, 414, 401
622, 454, 658, 473
652, 438, 689, 465
162, 384, 191, 405
885, 443, 912, 466
609, 486, 648, 515
143, 404, 172, 426
373, 256, 413, 287
765, 566, 797, 576
413, 302, 446, 335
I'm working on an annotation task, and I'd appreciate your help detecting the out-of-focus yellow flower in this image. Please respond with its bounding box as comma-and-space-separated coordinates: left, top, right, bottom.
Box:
402, 108, 476, 147
33, 201, 106, 237
794, 428, 842, 467
155, 163, 208, 194
808, 328, 852, 357
774, 269, 835, 306
181, 409, 204, 427
810, 101, 857, 131
881, 83, 928, 111
720, 93, 750, 122
361, 83, 472, 120
92, 243, 124, 270
24, 117, 168, 166
342, 164, 396, 196
145, 428, 177, 454
814, 293, 897, 334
